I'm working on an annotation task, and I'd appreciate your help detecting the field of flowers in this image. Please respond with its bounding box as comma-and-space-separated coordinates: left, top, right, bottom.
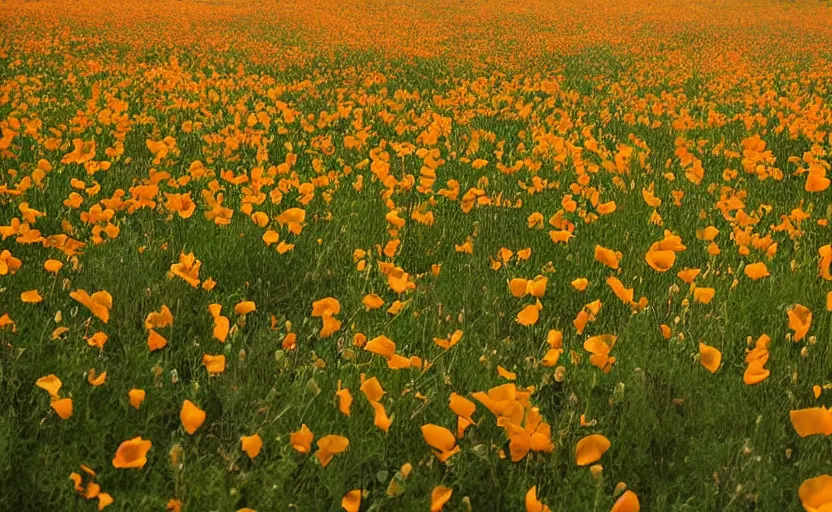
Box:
2, 0, 832, 509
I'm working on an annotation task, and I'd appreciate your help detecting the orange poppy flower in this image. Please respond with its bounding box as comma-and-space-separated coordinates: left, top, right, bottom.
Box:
112, 437, 152, 469
430, 485, 453, 512
434, 329, 463, 350
36, 374, 62, 398
341, 490, 361, 512
692, 287, 715, 304
611, 490, 640, 512
525, 486, 551, 512
789, 407, 832, 437
575, 434, 611, 466
145, 305, 174, 330
517, 302, 541, 326
315, 434, 349, 467
362, 294, 385, 310
202, 354, 226, 375
744, 262, 770, 280
208, 304, 230, 342
128, 389, 146, 410
336, 384, 352, 416
241, 433, 263, 459
571, 278, 589, 291
365, 335, 397, 358
87, 368, 107, 386
51, 398, 73, 419
799, 475, 832, 511
70, 289, 113, 323
645, 249, 675, 272
147, 329, 168, 351
699, 343, 722, 373
168, 252, 201, 287
234, 300, 256, 315
677, 268, 701, 284
421, 424, 460, 463
43, 259, 63, 274
787, 304, 812, 342
290, 424, 314, 453
180, 400, 206, 434
594, 245, 622, 269
21, 290, 43, 303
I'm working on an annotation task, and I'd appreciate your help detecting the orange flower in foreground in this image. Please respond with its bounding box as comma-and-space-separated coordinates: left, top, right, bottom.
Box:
799, 475, 832, 512
594, 245, 622, 269
36, 374, 62, 398
744, 262, 770, 280
698, 343, 721, 373
112, 437, 152, 469
128, 389, 146, 410
51, 398, 73, 419
315, 434, 349, 467
202, 354, 226, 375
525, 485, 551, 512
234, 300, 256, 315
575, 434, 611, 466
70, 289, 113, 323
789, 407, 832, 438
430, 485, 453, 512
421, 424, 460, 463
241, 433, 263, 459
180, 400, 206, 435
787, 304, 812, 342
168, 252, 201, 287
290, 424, 314, 454
611, 490, 641, 512
341, 489, 361, 512
21, 290, 43, 303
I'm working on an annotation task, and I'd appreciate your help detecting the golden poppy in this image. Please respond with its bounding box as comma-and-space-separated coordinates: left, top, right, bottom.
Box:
128, 389, 146, 410
789, 407, 832, 437
290, 424, 314, 453
315, 434, 349, 467
234, 300, 256, 315
168, 252, 201, 287
87, 368, 107, 386
202, 354, 226, 375
799, 474, 832, 511
744, 262, 770, 280
692, 287, 715, 304
525, 486, 551, 512
112, 437, 152, 469
21, 290, 43, 303
517, 302, 541, 326
595, 245, 622, 269
645, 249, 675, 272
336, 385, 352, 416
611, 490, 640, 512
51, 398, 73, 419
571, 278, 589, 291
421, 424, 460, 462
147, 329, 168, 351
36, 374, 62, 398
70, 289, 112, 323
787, 304, 812, 342
362, 294, 385, 310
430, 485, 453, 512
180, 400, 206, 435
698, 343, 721, 373
575, 434, 611, 466
241, 433, 263, 459
144, 305, 173, 330
341, 490, 361, 512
